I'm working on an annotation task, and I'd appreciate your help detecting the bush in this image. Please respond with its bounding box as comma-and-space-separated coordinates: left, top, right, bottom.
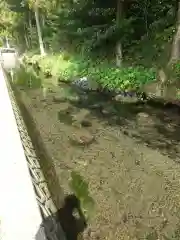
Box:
90, 65, 156, 90
24, 52, 156, 91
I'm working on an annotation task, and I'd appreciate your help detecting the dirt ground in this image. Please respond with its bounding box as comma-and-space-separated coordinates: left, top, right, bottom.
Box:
17, 83, 180, 240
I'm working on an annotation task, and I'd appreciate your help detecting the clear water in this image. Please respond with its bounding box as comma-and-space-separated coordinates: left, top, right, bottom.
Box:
9, 66, 180, 240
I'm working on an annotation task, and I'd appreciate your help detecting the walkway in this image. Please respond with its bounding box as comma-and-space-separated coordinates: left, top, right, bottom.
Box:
0, 66, 46, 240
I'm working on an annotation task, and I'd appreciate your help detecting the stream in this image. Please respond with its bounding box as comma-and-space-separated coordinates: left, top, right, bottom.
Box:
10, 70, 180, 239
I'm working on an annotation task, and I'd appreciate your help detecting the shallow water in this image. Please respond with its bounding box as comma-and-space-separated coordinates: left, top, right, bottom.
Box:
10, 69, 180, 239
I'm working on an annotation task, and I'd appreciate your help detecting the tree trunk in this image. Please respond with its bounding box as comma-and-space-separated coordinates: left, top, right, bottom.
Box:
24, 34, 29, 48
28, 11, 33, 47
34, 6, 45, 56
116, 0, 123, 67
42, 14, 45, 27
5, 36, 10, 48
24, 23, 30, 48
169, 1, 180, 64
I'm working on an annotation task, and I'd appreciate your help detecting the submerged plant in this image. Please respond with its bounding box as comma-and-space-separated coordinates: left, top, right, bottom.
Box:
69, 171, 95, 220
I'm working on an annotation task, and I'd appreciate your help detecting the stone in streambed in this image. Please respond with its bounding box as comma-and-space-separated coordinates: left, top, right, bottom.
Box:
72, 109, 91, 123
53, 95, 67, 103
72, 109, 92, 128
69, 129, 95, 146
114, 94, 138, 103
101, 104, 117, 115
81, 120, 92, 127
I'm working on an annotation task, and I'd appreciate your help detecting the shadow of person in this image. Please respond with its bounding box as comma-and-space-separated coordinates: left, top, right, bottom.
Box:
57, 194, 87, 240
35, 194, 87, 240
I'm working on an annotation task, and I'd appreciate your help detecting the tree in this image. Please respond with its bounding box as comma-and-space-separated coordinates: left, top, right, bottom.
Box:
116, 0, 123, 67
34, 5, 45, 55
169, 1, 180, 64
26, 0, 46, 55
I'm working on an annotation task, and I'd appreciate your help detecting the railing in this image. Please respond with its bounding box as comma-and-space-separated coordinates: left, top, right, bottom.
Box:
0, 55, 66, 239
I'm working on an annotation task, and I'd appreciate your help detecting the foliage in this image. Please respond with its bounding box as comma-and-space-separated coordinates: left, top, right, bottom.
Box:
23, 53, 156, 90
172, 61, 180, 79
0, 0, 179, 92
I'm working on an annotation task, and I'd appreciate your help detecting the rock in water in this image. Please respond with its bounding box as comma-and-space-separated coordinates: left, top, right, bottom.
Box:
72, 76, 99, 91
69, 129, 95, 146
53, 95, 66, 103
72, 109, 91, 127
81, 120, 92, 127
72, 109, 90, 122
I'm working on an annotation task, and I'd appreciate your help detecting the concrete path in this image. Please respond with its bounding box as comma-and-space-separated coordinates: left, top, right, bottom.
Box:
0, 66, 46, 240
